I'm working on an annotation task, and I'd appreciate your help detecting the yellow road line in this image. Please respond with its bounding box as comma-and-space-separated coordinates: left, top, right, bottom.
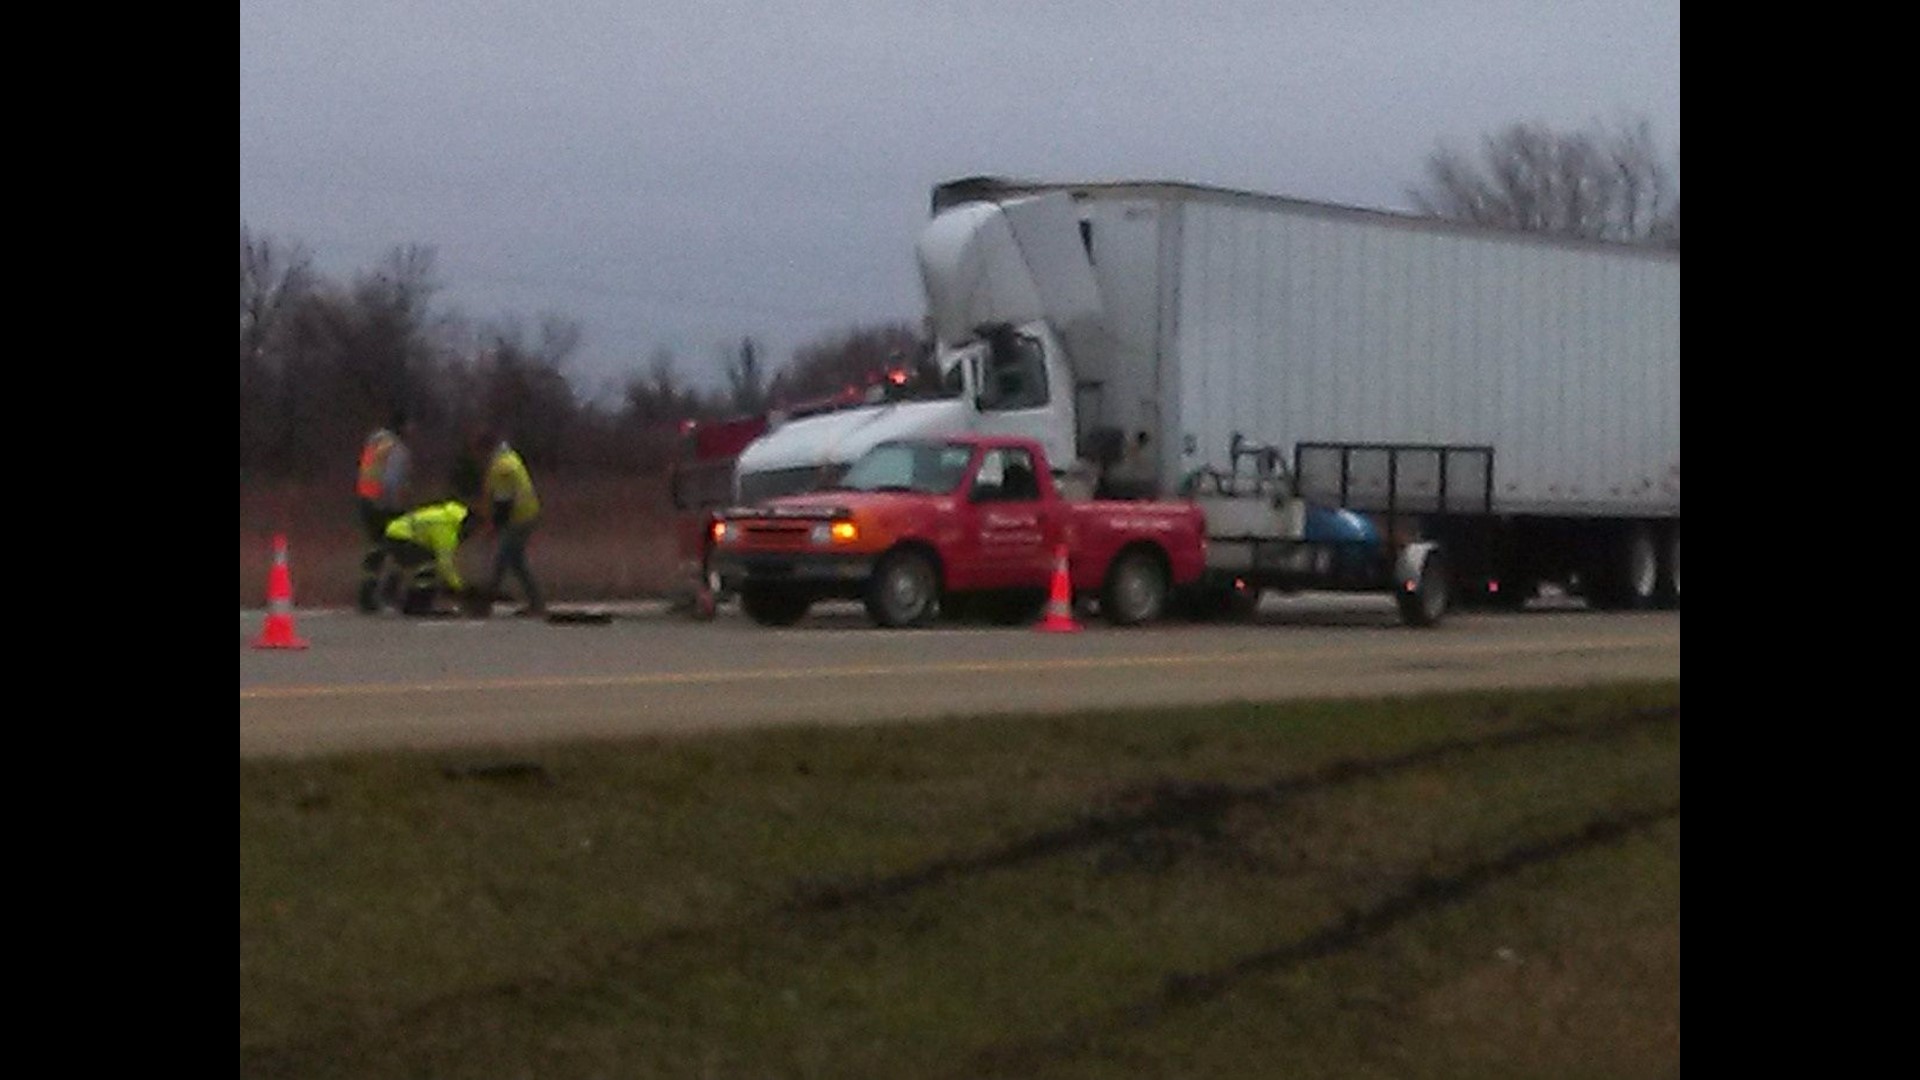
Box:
240, 635, 1673, 701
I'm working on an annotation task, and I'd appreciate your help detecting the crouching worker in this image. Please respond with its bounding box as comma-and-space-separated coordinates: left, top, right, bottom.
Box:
380, 499, 483, 616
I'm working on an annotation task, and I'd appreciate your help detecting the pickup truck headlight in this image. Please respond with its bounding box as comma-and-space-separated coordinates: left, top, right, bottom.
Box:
810, 521, 859, 545
712, 521, 736, 545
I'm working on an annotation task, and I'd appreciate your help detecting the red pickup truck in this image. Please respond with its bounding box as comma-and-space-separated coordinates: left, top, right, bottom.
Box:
709, 435, 1208, 628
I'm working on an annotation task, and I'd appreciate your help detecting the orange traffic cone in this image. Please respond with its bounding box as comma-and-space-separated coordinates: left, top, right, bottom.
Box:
252, 533, 309, 650
1036, 544, 1082, 633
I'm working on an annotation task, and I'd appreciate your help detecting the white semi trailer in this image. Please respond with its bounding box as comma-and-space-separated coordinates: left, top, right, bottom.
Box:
734, 177, 1680, 623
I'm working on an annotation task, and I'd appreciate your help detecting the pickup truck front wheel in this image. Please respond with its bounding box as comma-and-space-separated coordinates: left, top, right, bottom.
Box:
1102, 549, 1168, 627
866, 549, 940, 628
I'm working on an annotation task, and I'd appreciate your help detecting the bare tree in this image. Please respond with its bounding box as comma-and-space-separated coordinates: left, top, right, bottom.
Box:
770, 321, 925, 406
240, 224, 317, 471
1408, 117, 1679, 249
622, 347, 704, 424
240, 223, 315, 366
467, 313, 584, 467
723, 336, 769, 415
340, 243, 443, 415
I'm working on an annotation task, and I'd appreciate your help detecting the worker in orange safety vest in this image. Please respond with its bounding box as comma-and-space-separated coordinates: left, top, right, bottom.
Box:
356, 409, 415, 613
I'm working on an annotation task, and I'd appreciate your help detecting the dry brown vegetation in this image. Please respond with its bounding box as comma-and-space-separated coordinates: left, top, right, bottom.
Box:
239, 475, 682, 609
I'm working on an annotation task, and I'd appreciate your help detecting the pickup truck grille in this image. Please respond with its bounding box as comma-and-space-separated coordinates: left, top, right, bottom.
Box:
735, 521, 816, 550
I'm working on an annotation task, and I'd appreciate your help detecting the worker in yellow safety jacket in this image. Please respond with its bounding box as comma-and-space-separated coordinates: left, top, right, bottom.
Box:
475, 429, 546, 616
356, 410, 415, 613
380, 499, 479, 615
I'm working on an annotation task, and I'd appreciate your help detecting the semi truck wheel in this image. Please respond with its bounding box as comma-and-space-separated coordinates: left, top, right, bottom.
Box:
1102, 549, 1168, 626
740, 585, 811, 627
1589, 523, 1659, 610
1395, 551, 1450, 628
1656, 524, 1680, 609
866, 549, 940, 627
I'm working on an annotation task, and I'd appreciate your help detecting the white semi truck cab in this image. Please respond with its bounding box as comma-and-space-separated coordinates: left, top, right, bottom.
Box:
734, 190, 1095, 503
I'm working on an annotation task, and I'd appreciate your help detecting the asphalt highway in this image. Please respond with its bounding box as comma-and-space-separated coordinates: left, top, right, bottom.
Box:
239, 595, 1680, 759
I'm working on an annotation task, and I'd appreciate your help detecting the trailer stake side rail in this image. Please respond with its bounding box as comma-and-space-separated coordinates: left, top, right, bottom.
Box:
1293, 441, 1495, 536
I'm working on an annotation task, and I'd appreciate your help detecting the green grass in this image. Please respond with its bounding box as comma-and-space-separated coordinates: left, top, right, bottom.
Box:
239, 681, 1680, 1079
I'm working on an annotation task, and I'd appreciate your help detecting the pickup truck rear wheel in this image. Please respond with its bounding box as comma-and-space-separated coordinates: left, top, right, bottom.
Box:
740, 585, 810, 627
1102, 549, 1168, 627
866, 549, 940, 628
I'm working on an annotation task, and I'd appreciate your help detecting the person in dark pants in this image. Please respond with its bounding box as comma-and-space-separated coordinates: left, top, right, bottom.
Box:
356, 409, 415, 612
380, 499, 480, 616
475, 428, 547, 617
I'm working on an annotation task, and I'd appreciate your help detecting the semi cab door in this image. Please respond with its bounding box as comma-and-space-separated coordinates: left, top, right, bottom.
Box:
959, 446, 1053, 589
972, 322, 1079, 471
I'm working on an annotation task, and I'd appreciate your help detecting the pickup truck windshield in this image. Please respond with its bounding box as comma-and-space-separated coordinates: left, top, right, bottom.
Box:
840, 442, 976, 495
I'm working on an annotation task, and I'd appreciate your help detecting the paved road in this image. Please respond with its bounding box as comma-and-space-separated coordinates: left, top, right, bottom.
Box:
239, 596, 1680, 759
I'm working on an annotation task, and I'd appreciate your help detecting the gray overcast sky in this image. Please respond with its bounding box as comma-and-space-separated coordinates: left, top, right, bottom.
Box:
239, 1, 1679, 403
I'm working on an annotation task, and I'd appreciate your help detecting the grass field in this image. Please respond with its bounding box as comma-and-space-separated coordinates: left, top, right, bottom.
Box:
239, 476, 684, 609
239, 681, 1681, 1079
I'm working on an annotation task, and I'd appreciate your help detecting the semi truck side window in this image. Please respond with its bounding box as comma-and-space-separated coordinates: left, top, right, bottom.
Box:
982, 331, 1050, 412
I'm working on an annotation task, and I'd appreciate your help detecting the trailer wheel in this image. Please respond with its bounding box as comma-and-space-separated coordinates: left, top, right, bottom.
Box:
1102, 549, 1168, 627
740, 585, 810, 627
1656, 524, 1680, 609
866, 548, 940, 628
1395, 551, 1450, 628
1590, 523, 1659, 610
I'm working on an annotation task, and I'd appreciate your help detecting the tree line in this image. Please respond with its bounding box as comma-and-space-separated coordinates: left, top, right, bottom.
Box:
239, 229, 931, 484
241, 118, 1675, 485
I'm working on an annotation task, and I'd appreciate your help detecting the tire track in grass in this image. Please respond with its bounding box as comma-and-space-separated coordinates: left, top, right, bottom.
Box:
786, 705, 1675, 911
958, 799, 1682, 1078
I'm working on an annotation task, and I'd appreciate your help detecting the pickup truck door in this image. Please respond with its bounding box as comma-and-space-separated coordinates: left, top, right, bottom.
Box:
958, 447, 1053, 589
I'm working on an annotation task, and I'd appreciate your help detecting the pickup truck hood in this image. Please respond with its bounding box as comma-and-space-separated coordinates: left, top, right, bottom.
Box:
736, 399, 975, 476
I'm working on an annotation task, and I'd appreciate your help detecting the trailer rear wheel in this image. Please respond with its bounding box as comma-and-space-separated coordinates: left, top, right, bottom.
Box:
1590, 523, 1659, 610
866, 549, 940, 628
1656, 524, 1680, 609
1102, 549, 1168, 627
740, 585, 810, 627
1395, 551, 1450, 628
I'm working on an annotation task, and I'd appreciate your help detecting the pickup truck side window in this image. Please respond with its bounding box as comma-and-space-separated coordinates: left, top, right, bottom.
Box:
972, 448, 1040, 502
980, 329, 1050, 412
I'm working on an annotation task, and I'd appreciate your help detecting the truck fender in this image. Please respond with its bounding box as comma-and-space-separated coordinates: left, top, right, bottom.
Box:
1395, 541, 1442, 589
